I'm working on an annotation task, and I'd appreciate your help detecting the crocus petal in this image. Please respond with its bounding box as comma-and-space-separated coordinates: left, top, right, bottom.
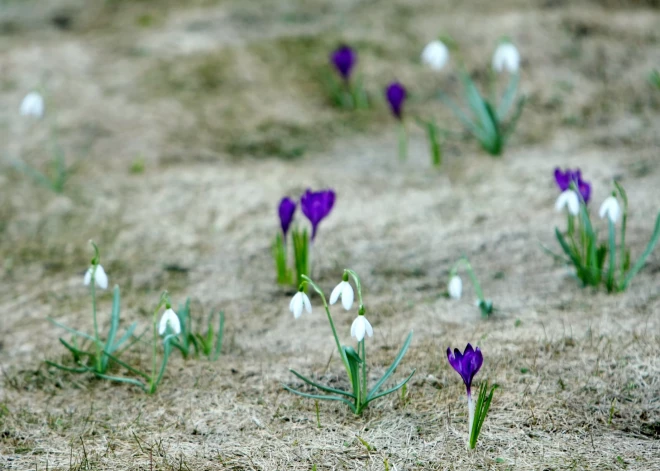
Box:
447, 343, 483, 393
159, 308, 181, 335
448, 275, 462, 299
278, 197, 297, 236
341, 282, 354, 311
599, 196, 620, 224
329, 283, 343, 305
300, 189, 336, 240
555, 190, 580, 216
302, 293, 312, 314
385, 82, 406, 119
492, 43, 520, 73
330, 45, 357, 80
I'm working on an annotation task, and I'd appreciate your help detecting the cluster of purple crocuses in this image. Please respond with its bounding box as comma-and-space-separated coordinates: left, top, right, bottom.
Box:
274, 188, 336, 286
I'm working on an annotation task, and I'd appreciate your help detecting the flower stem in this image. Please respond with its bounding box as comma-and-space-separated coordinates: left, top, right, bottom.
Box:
460, 258, 484, 302
90, 266, 102, 372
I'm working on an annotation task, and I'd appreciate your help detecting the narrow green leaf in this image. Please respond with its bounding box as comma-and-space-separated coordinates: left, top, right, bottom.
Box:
102, 285, 121, 370
45, 361, 89, 374
497, 72, 520, 119
212, 311, 225, 361
110, 322, 138, 352
93, 372, 147, 391
289, 369, 355, 398
48, 318, 97, 343
102, 350, 150, 380
365, 369, 416, 404
555, 228, 583, 273
282, 385, 356, 412
436, 91, 488, 142
622, 212, 660, 290
366, 331, 413, 401
459, 71, 497, 141
606, 219, 616, 292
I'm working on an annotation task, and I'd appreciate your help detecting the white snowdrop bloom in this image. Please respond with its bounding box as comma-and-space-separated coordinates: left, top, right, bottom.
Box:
492, 42, 520, 73
83, 264, 108, 290
350, 315, 373, 342
421, 40, 450, 71
289, 290, 312, 319
330, 280, 354, 310
555, 189, 580, 216
448, 275, 463, 299
599, 195, 620, 224
20, 91, 45, 118
158, 308, 181, 335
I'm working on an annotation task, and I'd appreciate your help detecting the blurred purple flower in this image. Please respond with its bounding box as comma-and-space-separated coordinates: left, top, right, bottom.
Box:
330, 45, 357, 81
447, 343, 483, 397
278, 197, 297, 236
554, 167, 591, 203
300, 188, 336, 240
385, 82, 406, 120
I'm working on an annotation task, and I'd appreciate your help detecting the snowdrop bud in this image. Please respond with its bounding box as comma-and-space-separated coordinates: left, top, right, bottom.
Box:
350, 315, 373, 342
158, 308, 181, 335
492, 42, 520, 73
598, 195, 620, 224
20, 91, 45, 118
329, 276, 355, 311
83, 264, 108, 290
421, 40, 450, 71
555, 189, 580, 216
448, 275, 462, 299
289, 289, 312, 319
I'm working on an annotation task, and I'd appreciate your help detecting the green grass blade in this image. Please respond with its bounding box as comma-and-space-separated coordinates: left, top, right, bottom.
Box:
110, 322, 138, 351
102, 286, 121, 370
45, 361, 90, 374
555, 228, 583, 272
497, 72, 519, 119
366, 369, 415, 404
606, 219, 616, 292
102, 350, 150, 380
502, 96, 526, 143
459, 71, 497, 140
437, 92, 489, 142
622, 212, 660, 290
212, 311, 225, 361
282, 385, 356, 412
93, 373, 147, 391
48, 318, 98, 343
366, 331, 413, 401
289, 369, 355, 398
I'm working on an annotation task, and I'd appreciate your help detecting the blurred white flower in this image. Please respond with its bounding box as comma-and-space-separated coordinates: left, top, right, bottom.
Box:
83, 264, 108, 290
448, 275, 462, 299
158, 308, 181, 335
492, 42, 520, 73
350, 315, 373, 342
421, 40, 450, 71
330, 280, 354, 310
599, 196, 620, 224
289, 290, 312, 319
555, 189, 580, 216
20, 91, 44, 118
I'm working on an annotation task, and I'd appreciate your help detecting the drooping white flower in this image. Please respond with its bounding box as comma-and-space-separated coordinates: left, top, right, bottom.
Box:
83, 264, 108, 290
350, 315, 373, 342
492, 42, 520, 73
555, 189, 580, 216
330, 280, 354, 310
448, 275, 462, 299
158, 308, 181, 335
20, 91, 45, 118
421, 40, 450, 71
599, 195, 620, 224
289, 290, 312, 319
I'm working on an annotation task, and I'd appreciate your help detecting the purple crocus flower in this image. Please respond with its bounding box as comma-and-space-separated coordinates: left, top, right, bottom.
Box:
447, 343, 483, 398
330, 45, 357, 81
554, 167, 591, 203
385, 82, 406, 120
278, 197, 297, 236
300, 188, 336, 240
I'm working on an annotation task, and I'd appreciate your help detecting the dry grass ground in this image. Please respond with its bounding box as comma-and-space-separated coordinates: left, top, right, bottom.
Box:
1, 0, 660, 469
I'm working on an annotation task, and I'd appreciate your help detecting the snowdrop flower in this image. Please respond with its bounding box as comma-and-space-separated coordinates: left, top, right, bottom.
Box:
448, 275, 462, 299
289, 288, 312, 319
330, 273, 354, 310
83, 264, 108, 290
20, 91, 45, 118
599, 195, 620, 224
492, 42, 520, 73
555, 189, 580, 216
421, 40, 449, 71
350, 314, 373, 342
158, 308, 181, 335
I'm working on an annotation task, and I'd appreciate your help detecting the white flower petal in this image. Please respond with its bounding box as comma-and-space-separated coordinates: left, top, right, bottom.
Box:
351, 316, 366, 342
290, 292, 303, 319
83, 267, 92, 286
555, 190, 580, 216
364, 317, 373, 338
448, 275, 462, 299
159, 308, 181, 335
329, 283, 342, 305
492, 43, 520, 73
599, 196, 620, 224
95, 265, 108, 289
341, 282, 354, 311
302, 293, 312, 314
421, 40, 449, 71
20, 91, 44, 118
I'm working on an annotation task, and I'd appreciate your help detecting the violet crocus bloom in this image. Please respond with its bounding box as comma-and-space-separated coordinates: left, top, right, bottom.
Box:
447, 343, 484, 433
385, 82, 406, 120
278, 197, 297, 236
300, 188, 336, 240
554, 167, 591, 203
330, 45, 357, 81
